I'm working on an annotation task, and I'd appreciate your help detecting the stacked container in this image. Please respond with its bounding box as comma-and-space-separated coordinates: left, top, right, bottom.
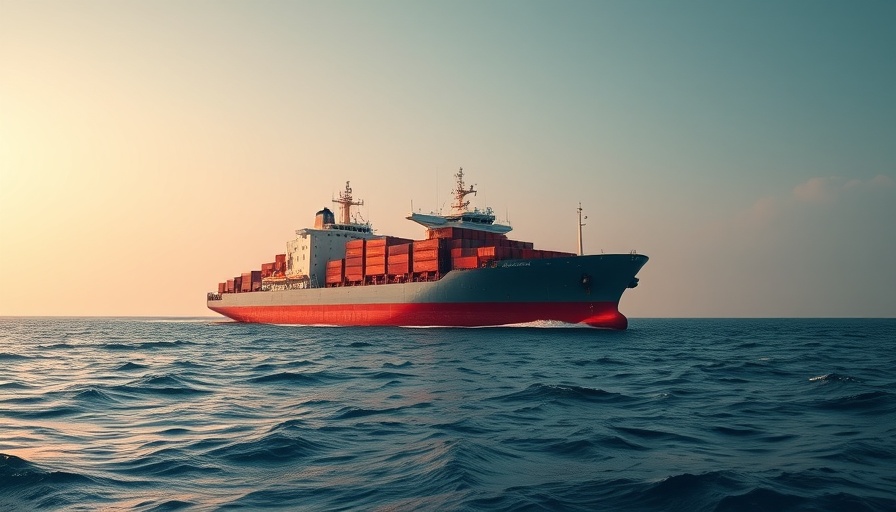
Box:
326, 259, 345, 286
412, 238, 447, 274
387, 243, 413, 277
344, 239, 365, 283
364, 237, 413, 282
274, 254, 286, 273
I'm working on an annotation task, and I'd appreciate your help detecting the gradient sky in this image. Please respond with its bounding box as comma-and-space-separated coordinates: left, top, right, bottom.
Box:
2, 1, 894, 317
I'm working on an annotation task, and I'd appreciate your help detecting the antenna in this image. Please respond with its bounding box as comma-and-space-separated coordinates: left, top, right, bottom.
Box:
577, 203, 588, 256
451, 167, 477, 213
333, 181, 364, 224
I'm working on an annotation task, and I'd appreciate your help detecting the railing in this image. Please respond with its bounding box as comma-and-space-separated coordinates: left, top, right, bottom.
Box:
207, 292, 222, 301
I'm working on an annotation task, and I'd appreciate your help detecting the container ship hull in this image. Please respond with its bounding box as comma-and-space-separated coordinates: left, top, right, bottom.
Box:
208, 254, 647, 329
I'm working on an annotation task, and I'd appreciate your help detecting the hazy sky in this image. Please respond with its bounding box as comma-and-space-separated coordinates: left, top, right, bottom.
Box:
2, 1, 894, 317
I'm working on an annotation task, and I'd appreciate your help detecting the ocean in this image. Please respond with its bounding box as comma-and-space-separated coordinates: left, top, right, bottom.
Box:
1, 318, 894, 511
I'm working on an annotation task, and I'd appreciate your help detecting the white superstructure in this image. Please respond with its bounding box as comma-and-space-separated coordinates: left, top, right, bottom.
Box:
407, 167, 512, 234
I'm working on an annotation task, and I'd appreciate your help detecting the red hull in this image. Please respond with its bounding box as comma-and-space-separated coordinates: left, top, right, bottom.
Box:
209, 301, 628, 329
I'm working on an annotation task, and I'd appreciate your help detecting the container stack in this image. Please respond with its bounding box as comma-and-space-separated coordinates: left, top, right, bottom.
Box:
387, 243, 413, 278
364, 237, 413, 283
412, 238, 448, 276
240, 271, 262, 292
274, 254, 286, 274
325, 259, 345, 286
344, 239, 366, 284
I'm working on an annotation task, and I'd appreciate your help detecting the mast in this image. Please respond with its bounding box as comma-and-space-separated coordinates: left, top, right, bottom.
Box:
451, 167, 476, 213
577, 203, 586, 256
333, 181, 364, 225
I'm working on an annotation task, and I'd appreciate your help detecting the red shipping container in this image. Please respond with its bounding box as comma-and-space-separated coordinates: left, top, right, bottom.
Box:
345, 257, 364, 268
413, 260, 442, 273
413, 249, 440, 261
218, 282, 226, 293
365, 264, 386, 276
275, 253, 286, 263
388, 262, 411, 275
366, 255, 387, 267
413, 238, 442, 251
226, 279, 234, 293
451, 256, 480, 269
233, 276, 242, 293
388, 243, 412, 256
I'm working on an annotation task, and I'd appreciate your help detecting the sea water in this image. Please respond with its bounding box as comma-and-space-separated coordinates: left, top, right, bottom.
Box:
1, 317, 894, 511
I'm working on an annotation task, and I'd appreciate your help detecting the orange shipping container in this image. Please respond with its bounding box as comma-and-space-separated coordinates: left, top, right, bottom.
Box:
388, 243, 412, 256
365, 264, 386, 276
413, 249, 440, 261
345, 257, 364, 268
451, 256, 480, 269
413, 238, 443, 251
413, 259, 444, 273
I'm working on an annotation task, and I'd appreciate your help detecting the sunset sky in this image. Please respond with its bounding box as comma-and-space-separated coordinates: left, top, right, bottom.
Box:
2, 1, 894, 318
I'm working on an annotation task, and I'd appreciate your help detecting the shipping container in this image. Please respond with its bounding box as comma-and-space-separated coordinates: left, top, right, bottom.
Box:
275, 253, 286, 264
233, 276, 242, 293
413, 249, 440, 261
218, 282, 226, 294
388, 243, 412, 256
388, 261, 412, 275
344, 270, 364, 283
345, 256, 364, 270
450, 247, 480, 258
240, 272, 253, 292
365, 264, 386, 276
413, 238, 444, 251
451, 256, 480, 269
366, 255, 387, 268
226, 279, 234, 293
325, 259, 345, 285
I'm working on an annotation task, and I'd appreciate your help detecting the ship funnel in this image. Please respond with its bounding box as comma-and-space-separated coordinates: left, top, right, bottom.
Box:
314, 207, 335, 229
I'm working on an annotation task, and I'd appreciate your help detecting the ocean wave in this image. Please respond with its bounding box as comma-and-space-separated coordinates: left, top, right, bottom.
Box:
333, 401, 433, 420
247, 370, 341, 385
490, 383, 636, 405
206, 430, 326, 465
72, 388, 118, 403
816, 391, 895, 413
113, 374, 212, 396
809, 372, 862, 383
117, 361, 148, 371
0, 453, 96, 507
0, 352, 30, 360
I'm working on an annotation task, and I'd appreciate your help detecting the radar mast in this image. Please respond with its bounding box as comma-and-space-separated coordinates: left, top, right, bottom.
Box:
333, 181, 364, 225
451, 167, 477, 213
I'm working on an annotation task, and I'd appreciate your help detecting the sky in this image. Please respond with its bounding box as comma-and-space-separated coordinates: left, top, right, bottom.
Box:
1, 0, 894, 318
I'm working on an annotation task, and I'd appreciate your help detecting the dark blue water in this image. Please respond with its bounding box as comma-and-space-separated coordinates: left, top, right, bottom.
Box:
1, 318, 894, 511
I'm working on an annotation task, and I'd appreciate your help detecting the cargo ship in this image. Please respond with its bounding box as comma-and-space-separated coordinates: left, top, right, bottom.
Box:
207, 169, 648, 329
